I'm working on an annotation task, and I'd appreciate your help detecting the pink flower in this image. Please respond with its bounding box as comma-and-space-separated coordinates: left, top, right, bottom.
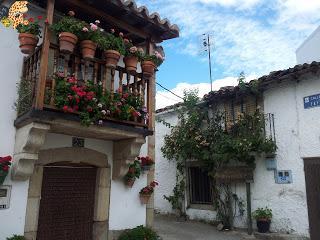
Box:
124, 38, 130, 44
110, 28, 115, 34
129, 46, 137, 54
68, 11, 75, 17
90, 23, 98, 31
82, 27, 89, 32
119, 32, 124, 37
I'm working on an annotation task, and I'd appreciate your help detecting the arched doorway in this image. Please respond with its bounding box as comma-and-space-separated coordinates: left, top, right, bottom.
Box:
24, 148, 111, 240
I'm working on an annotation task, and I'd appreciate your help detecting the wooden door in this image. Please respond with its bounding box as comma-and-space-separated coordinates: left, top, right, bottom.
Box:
304, 158, 320, 240
37, 166, 97, 240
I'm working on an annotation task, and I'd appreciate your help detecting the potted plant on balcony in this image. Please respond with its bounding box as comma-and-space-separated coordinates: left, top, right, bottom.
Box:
51, 11, 83, 54
253, 207, 273, 233
124, 160, 141, 187
97, 29, 125, 68
138, 156, 154, 172
0, 156, 12, 185
141, 50, 165, 78
139, 181, 158, 204
123, 38, 142, 74
79, 20, 103, 59
16, 16, 43, 54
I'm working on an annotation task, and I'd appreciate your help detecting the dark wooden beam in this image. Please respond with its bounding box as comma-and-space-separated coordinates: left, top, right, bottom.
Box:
35, 0, 55, 109
65, 0, 149, 39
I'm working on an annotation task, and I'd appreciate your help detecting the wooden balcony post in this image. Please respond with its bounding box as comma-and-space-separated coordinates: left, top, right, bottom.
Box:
147, 40, 156, 131
34, 0, 55, 110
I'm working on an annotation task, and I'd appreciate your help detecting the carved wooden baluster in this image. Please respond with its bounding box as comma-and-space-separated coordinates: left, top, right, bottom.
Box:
126, 72, 131, 93
102, 66, 107, 94
93, 62, 99, 84
74, 56, 80, 79
111, 68, 115, 98
134, 75, 138, 96
50, 49, 58, 106
118, 70, 123, 94
29, 55, 34, 84
84, 60, 89, 82
63, 55, 69, 77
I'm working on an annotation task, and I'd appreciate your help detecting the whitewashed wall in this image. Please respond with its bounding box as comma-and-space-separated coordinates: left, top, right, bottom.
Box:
296, 26, 320, 64
0, 1, 29, 237
155, 74, 320, 237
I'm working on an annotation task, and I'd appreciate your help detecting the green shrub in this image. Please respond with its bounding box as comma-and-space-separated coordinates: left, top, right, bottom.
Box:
6, 235, 26, 240
118, 225, 160, 240
252, 207, 273, 221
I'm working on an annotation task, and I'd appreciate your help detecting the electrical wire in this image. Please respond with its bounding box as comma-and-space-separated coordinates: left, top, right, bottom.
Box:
156, 82, 184, 100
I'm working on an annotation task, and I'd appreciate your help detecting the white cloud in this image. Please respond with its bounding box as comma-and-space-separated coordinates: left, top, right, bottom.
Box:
156, 76, 240, 109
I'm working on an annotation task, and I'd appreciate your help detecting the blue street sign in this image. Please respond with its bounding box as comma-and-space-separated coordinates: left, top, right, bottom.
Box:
304, 93, 320, 109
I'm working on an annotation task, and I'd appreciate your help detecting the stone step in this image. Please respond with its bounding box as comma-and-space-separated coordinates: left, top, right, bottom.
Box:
254, 232, 309, 240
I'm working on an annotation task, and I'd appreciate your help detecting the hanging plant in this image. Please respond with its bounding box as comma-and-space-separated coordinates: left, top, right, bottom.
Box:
138, 156, 154, 172
0, 156, 12, 185
124, 160, 141, 187
139, 181, 158, 204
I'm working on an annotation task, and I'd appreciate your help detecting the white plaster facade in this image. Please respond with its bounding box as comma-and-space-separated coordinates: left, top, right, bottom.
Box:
155, 73, 320, 237
0, 2, 150, 239
296, 26, 320, 64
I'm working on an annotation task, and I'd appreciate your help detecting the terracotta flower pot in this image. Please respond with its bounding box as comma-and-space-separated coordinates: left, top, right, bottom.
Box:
125, 178, 135, 188
140, 194, 151, 204
18, 33, 39, 55
124, 55, 138, 74
141, 60, 156, 78
80, 40, 97, 60
58, 32, 78, 54
104, 50, 121, 68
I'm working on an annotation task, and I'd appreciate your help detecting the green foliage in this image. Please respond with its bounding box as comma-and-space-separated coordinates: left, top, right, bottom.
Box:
51, 15, 83, 36
124, 160, 141, 181
15, 78, 33, 115
53, 74, 145, 126
16, 18, 42, 38
163, 179, 185, 214
118, 225, 159, 240
160, 90, 277, 226
252, 207, 273, 220
6, 235, 26, 240
97, 33, 126, 55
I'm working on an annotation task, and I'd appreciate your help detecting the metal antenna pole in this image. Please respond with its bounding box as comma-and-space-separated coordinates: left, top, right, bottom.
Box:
207, 35, 213, 92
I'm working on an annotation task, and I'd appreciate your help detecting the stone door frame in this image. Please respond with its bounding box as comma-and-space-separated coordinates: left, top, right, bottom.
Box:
24, 147, 111, 240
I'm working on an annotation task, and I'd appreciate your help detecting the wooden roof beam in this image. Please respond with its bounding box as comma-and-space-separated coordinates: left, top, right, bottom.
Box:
65, 0, 149, 39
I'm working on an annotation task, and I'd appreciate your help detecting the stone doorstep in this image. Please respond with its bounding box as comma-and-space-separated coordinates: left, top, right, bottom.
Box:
253, 232, 310, 240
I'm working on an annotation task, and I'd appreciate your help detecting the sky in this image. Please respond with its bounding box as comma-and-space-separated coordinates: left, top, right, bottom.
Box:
135, 0, 320, 109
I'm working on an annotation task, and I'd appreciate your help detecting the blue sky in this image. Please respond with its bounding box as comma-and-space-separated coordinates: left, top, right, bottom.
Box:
135, 0, 320, 108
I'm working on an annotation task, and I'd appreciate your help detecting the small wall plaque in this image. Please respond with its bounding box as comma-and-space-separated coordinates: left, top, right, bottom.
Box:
72, 137, 85, 148
0, 185, 11, 210
304, 93, 320, 109
275, 170, 292, 184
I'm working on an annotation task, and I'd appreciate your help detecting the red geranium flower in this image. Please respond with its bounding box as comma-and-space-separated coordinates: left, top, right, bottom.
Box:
37, 16, 43, 20
28, 18, 34, 23
62, 106, 68, 112
2, 165, 9, 172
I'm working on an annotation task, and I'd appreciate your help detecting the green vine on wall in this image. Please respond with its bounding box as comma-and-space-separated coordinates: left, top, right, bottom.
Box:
159, 89, 277, 226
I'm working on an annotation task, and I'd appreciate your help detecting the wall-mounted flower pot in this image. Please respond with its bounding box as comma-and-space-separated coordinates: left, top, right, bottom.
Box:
0, 172, 7, 185
125, 178, 135, 188
124, 56, 138, 74
140, 194, 151, 204
58, 32, 78, 54
141, 165, 152, 172
141, 60, 156, 78
80, 40, 97, 60
104, 50, 121, 68
18, 33, 39, 55
257, 219, 271, 233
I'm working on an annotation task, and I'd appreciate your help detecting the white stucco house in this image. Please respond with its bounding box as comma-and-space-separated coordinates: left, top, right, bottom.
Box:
155, 63, 320, 239
296, 26, 320, 64
0, 0, 179, 239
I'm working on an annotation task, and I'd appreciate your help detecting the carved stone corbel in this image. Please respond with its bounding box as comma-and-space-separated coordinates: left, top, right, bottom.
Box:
113, 137, 145, 180
12, 122, 50, 181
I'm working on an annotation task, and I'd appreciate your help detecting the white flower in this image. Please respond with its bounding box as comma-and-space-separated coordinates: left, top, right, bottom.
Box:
82, 27, 89, 32
93, 98, 97, 102
101, 110, 107, 115
95, 20, 100, 24
98, 120, 103, 125
98, 103, 103, 108
98, 81, 102, 85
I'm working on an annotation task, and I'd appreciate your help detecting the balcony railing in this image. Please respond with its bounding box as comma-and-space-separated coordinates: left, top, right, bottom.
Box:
20, 43, 152, 129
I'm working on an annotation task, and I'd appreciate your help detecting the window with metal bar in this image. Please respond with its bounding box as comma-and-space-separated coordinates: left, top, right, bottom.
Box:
188, 166, 213, 205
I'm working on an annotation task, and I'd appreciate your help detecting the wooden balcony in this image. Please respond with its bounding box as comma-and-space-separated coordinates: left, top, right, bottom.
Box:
16, 43, 154, 138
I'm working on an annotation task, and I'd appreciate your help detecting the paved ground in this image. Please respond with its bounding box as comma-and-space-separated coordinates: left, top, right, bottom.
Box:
154, 215, 246, 240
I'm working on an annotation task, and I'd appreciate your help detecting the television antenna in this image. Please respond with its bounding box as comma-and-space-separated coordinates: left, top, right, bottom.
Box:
202, 33, 214, 92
